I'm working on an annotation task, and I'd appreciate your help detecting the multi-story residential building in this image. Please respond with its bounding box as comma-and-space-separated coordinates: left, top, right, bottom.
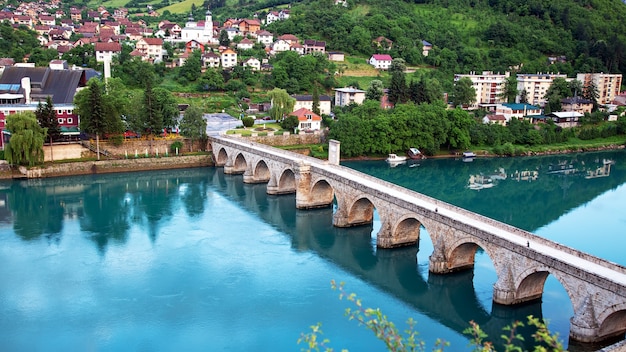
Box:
516, 72, 567, 107
334, 87, 366, 107
255, 30, 273, 46
453, 71, 509, 109
292, 95, 332, 115
220, 48, 237, 68
576, 73, 623, 105
369, 54, 393, 70
135, 37, 164, 63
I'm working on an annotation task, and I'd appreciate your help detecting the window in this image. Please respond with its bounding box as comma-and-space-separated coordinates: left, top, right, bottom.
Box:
67, 118, 73, 124
58, 118, 65, 124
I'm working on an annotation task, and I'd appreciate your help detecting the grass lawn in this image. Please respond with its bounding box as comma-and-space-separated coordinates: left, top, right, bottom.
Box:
159, 0, 206, 14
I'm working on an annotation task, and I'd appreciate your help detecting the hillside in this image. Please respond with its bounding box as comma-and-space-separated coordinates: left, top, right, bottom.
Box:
211, 0, 626, 84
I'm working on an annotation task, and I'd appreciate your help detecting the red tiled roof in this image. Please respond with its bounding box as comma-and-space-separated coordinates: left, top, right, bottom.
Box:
290, 108, 321, 121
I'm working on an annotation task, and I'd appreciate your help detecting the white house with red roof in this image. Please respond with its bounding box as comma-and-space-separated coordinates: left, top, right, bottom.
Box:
289, 108, 321, 131
220, 48, 237, 68
369, 54, 393, 70
94, 42, 122, 63
135, 37, 164, 63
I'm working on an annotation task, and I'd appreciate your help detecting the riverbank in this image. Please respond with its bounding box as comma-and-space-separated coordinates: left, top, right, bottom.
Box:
0, 154, 213, 180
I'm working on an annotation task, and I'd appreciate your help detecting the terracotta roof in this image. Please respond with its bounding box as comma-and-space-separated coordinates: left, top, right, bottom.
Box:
290, 108, 321, 121
95, 42, 121, 52
140, 37, 163, 45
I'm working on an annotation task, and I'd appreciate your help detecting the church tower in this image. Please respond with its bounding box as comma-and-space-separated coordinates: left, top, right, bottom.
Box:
204, 7, 213, 41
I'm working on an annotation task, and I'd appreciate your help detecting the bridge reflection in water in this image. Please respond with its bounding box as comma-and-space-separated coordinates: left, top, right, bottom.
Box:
208, 167, 562, 351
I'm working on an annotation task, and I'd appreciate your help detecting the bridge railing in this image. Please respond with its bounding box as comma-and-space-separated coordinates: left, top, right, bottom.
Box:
211, 135, 626, 276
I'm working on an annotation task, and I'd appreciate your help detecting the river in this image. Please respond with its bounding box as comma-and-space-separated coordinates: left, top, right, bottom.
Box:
0, 150, 624, 351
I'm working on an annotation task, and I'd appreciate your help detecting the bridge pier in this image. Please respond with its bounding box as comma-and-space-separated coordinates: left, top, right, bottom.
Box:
295, 162, 333, 209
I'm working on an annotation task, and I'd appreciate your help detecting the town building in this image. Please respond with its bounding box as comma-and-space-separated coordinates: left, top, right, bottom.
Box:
0, 63, 94, 148
576, 73, 623, 105
561, 96, 593, 114
292, 95, 332, 115
289, 108, 321, 131
334, 87, 366, 107
516, 72, 567, 107
369, 54, 393, 70
454, 71, 509, 109
181, 8, 214, 44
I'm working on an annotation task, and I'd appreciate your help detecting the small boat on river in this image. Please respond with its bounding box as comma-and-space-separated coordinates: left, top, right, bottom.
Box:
386, 153, 407, 166
407, 147, 425, 160
462, 151, 476, 162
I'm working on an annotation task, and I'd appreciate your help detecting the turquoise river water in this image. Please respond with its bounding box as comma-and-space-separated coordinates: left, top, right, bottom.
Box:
0, 149, 625, 351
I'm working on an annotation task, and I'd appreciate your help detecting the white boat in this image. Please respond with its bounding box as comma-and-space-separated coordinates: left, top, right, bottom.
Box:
386, 153, 407, 166
462, 151, 476, 158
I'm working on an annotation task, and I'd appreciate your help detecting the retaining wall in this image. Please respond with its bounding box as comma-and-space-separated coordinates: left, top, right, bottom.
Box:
0, 155, 212, 179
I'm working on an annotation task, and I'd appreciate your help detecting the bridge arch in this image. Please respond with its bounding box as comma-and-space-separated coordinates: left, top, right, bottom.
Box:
343, 196, 375, 227
278, 168, 296, 192
389, 216, 422, 247
445, 236, 496, 273
297, 178, 334, 209
244, 159, 271, 184
215, 147, 228, 166
514, 266, 574, 307
598, 304, 626, 341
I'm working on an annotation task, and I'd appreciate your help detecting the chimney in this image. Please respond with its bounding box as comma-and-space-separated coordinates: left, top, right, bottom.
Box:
21, 77, 31, 104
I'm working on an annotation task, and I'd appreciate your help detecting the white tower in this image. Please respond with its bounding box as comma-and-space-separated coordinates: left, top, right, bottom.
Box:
204, 8, 213, 41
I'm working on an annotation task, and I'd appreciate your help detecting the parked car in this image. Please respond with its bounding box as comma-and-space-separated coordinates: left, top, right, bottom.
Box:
124, 130, 140, 138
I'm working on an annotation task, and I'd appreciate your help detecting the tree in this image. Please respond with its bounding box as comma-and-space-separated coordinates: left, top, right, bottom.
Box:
200, 68, 225, 91
365, 79, 384, 102
268, 88, 295, 121
35, 96, 61, 142
179, 104, 206, 152
500, 75, 518, 103
583, 81, 600, 110
388, 58, 408, 106
76, 79, 105, 159
312, 84, 320, 115
452, 77, 476, 108
219, 29, 230, 46
4, 112, 46, 166
179, 50, 202, 82
280, 115, 299, 131
545, 77, 571, 113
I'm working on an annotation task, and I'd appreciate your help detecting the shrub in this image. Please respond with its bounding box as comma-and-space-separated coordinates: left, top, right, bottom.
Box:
170, 141, 183, 153
242, 116, 255, 127
110, 135, 123, 146
298, 281, 565, 352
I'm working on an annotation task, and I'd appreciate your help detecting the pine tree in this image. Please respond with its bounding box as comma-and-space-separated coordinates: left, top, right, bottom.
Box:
35, 96, 61, 143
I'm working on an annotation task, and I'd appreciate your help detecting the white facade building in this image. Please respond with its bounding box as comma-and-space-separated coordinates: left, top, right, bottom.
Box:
516, 72, 567, 107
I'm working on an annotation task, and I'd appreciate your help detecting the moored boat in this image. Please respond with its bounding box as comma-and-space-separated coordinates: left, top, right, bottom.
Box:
386, 153, 407, 166
407, 147, 425, 160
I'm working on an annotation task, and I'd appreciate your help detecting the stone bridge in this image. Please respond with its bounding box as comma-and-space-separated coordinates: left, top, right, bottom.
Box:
210, 135, 626, 344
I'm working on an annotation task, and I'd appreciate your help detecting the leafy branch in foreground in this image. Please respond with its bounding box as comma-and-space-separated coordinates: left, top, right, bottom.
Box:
299, 280, 566, 352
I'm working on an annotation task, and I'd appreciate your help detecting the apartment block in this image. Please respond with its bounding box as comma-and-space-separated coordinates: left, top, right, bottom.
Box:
576, 73, 623, 105
516, 73, 567, 107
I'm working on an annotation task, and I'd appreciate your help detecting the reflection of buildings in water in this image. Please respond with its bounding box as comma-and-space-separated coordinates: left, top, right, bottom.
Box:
468, 174, 494, 190
510, 169, 539, 182
547, 161, 577, 175
547, 158, 616, 179
585, 159, 615, 179
489, 167, 507, 180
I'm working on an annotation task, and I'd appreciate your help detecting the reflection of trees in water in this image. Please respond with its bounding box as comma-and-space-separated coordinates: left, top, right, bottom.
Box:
130, 177, 177, 243
344, 151, 626, 231
80, 181, 130, 255
7, 181, 63, 243
182, 180, 208, 217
